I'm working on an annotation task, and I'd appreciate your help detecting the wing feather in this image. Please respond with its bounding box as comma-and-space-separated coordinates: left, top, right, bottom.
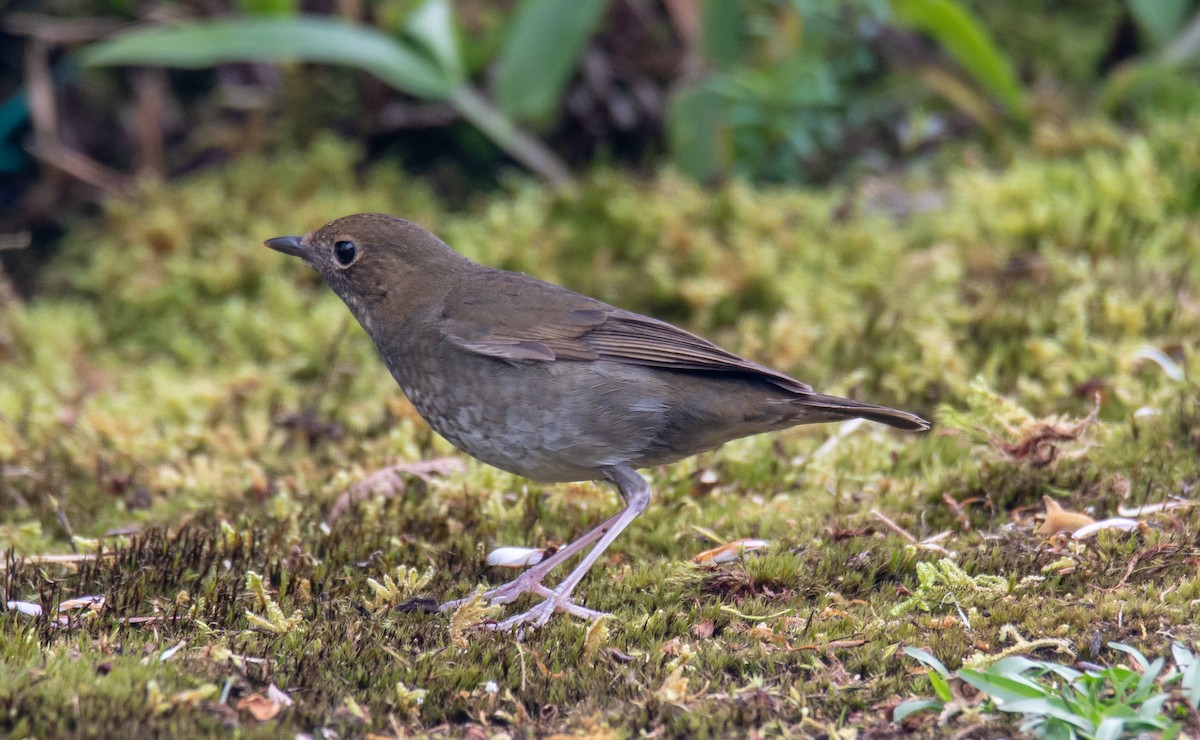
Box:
439, 269, 812, 393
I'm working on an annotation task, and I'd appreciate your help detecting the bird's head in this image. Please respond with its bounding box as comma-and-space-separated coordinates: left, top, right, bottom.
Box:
266, 213, 469, 329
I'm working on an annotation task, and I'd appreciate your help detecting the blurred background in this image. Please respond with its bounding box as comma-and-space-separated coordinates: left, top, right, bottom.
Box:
2, 0, 1198, 294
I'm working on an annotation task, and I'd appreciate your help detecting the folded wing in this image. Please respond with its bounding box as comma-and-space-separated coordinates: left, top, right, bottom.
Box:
439, 268, 813, 394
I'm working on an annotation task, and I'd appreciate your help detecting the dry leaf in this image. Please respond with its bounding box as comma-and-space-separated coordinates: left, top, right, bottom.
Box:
1117, 499, 1194, 517
6, 601, 42, 616
236, 692, 282, 721
1037, 496, 1094, 536
158, 640, 186, 662
57, 595, 105, 612
691, 538, 769, 564
690, 620, 714, 639
1072, 518, 1143, 539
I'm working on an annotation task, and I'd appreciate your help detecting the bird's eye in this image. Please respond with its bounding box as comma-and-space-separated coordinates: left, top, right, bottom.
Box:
333, 240, 357, 266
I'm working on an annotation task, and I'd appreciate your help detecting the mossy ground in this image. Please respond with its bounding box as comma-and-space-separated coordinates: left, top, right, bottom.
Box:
2, 116, 1200, 737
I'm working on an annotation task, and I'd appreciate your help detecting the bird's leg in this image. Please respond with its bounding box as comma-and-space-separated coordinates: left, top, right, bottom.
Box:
488, 465, 651, 631
436, 509, 621, 613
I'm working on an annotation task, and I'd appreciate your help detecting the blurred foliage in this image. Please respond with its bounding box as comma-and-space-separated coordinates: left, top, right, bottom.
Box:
81, 0, 574, 186
0, 0, 1196, 224
669, 0, 894, 183
494, 0, 608, 122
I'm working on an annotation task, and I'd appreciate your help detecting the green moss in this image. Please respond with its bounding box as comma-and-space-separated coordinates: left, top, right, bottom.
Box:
3, 116, 1200, 735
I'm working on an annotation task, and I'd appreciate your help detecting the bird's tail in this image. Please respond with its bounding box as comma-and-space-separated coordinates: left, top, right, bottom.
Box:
799, 393, 930, 432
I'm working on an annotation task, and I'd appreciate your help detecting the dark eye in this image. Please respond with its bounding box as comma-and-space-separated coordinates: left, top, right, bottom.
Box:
333, 240, 357, 266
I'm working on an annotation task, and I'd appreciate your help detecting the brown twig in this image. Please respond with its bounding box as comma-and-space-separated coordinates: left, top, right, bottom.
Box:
26, 140, 132, 196
870, 509, 951, 555
870, 509, 917, 543
0, 552, 115, 571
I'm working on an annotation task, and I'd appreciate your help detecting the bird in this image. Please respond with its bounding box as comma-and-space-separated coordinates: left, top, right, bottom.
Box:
266, 213, 929, 631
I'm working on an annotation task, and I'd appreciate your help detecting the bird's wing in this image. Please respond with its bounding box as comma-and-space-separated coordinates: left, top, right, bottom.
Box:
439, 269, 813, 393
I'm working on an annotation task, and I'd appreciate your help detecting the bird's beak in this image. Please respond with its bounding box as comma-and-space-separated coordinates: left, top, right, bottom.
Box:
264, 235, 308, 258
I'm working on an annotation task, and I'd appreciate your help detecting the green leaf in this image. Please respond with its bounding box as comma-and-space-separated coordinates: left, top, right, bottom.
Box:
666, 82, 727, 182
1135, 692, 1170, 721
1170, 641, 1195, 671
891, 0, 1027, 120
1000, 697, 1094, 731
958, 664, 1051, 705
1109, 642, 1150, 671
1138, 657, 1166, 696
902, 646, 951, 677
234, 0, 298, 16
1094, 716, 1126, 740
1128, 0, 1189, 49
80, 16, 455, 99
1180, 651, 1200, 706
928, 669, 953, 703
404, 0, 464, 86
495, 0, 608, 121
701, 0, 744, 69
892, 698, 943, 722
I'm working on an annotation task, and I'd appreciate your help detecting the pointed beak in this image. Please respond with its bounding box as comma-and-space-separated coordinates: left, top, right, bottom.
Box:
264, 235, 308, 258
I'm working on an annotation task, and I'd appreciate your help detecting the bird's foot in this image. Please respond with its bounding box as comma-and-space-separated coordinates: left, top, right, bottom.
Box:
438, 580, 608, 628
485, 589, 609, 632
436, 570, 545, 613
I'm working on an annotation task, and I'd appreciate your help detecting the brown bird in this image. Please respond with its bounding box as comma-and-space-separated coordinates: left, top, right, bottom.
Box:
266, 214, 928, 630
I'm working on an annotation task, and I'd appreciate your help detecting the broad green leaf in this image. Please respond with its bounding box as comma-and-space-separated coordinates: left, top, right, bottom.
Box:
234, 0, 298, 16
666, 82, 727, 182
404, 0, 464, 86
958, 666, 1050, 705
891, 0, 1027, 119
999, 697, 1094, 731
1109, 642, 1150, 671
989, 656, 1052, 677
892, 699, 943, 721
902, 646, 950, 677
1128, 0, 1189, 49
1138, 657, 1166, 695
1170, 641, 1195, 671
701, 0, 744, 70
495, 0, 608, 121
81, 16, 455, 99
1181, 652, 1200, 705
1135, 692, 1170, 720
1094, 716, 1125, 740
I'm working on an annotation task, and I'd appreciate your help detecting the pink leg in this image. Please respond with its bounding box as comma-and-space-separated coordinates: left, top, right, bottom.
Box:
488, 465, 651, 632
436, 507, 624, 613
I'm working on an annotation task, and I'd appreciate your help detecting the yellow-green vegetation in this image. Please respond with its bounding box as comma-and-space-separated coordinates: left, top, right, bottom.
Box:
2, 115, 1200, 737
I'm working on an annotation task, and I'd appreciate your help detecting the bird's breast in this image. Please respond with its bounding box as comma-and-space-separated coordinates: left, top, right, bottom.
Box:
381, 340, 672, 482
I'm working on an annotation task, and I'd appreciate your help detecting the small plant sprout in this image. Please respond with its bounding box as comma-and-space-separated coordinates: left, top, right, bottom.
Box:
897, 642, 1200, 737
244, 571, 303, 635
364, 564, 435, 612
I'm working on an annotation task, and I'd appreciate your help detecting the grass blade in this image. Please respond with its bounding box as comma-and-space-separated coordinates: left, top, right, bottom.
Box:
891, 0, 1027, 120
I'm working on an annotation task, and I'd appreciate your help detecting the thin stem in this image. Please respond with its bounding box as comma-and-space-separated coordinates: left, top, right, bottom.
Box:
449, 85, 575, 190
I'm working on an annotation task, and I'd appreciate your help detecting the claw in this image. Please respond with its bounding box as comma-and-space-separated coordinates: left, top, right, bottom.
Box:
486, 589, 610, 632
437, 465, 650, 630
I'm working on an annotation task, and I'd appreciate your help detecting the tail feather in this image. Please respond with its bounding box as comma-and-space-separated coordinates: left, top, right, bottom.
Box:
800, 393, 930, 432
